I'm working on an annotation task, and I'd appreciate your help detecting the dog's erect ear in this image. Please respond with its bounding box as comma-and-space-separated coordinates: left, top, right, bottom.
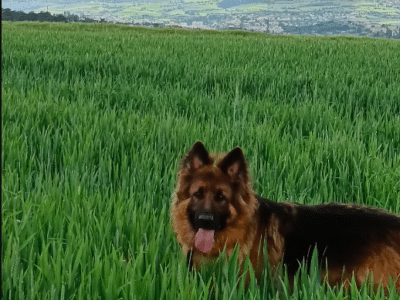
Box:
182, 141, 211, 171
218, 147, 248, 181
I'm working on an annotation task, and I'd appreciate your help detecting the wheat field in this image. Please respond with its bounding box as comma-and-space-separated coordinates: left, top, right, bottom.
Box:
2, 21, 400, 299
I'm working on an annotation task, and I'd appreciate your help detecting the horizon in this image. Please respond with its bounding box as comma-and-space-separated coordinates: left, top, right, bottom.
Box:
2, 0, 400, 38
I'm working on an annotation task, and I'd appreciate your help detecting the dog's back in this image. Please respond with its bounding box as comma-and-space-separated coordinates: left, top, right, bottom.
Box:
257, 196, 400, 290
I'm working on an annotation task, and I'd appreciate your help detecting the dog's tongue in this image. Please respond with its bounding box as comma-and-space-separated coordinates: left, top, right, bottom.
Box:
195, 228, 215, 253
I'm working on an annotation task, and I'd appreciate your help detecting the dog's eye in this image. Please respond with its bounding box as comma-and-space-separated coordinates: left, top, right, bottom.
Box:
216, 192, 224, 201
194, 189, 203, 199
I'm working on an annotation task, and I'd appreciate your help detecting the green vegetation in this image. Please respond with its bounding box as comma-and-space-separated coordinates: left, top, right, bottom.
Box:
2, 21, 400, 299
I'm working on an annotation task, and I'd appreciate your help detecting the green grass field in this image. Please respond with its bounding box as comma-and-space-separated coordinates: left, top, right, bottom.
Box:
2, 21, 400, 299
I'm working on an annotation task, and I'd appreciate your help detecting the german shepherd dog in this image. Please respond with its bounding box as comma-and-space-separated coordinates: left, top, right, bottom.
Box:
171, 141, 400, 292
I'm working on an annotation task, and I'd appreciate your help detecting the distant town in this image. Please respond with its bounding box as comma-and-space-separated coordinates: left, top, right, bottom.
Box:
2, 7, 399, 39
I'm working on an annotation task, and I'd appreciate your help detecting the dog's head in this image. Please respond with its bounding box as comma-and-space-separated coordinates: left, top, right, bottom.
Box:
171, 141, 258, 255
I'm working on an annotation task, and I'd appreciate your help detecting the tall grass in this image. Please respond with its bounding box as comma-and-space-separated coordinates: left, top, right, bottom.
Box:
2, 21, 400, 299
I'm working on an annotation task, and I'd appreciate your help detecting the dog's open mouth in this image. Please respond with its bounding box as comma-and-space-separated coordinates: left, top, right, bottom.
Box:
195, 228, 215, 253
193, 214, 225, 253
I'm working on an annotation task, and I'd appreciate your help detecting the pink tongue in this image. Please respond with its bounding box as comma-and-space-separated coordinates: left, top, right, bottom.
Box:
195, 228, 215, 253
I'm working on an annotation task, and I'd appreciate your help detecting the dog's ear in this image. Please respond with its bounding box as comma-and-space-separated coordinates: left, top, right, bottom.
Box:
218, 147, 248, 182
182, 141, 211, 171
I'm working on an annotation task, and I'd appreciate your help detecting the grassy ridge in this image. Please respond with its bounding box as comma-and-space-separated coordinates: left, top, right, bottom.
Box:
2, 21, 400, 299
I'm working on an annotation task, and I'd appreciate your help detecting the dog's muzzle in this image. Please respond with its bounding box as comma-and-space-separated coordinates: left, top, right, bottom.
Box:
195, 213, 221, 230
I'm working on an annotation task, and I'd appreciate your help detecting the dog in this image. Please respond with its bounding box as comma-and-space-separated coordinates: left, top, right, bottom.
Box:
171, 141, 400, 292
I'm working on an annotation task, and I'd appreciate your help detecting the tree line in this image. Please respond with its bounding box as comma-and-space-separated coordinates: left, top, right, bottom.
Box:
2, 8, 97, 23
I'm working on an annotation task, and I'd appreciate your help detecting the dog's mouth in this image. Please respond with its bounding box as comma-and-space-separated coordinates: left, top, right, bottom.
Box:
195, 228, 215, 254
194, 214, 221, 254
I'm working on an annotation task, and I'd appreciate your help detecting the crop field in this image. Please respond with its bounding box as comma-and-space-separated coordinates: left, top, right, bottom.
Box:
2, 21, 400, 299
